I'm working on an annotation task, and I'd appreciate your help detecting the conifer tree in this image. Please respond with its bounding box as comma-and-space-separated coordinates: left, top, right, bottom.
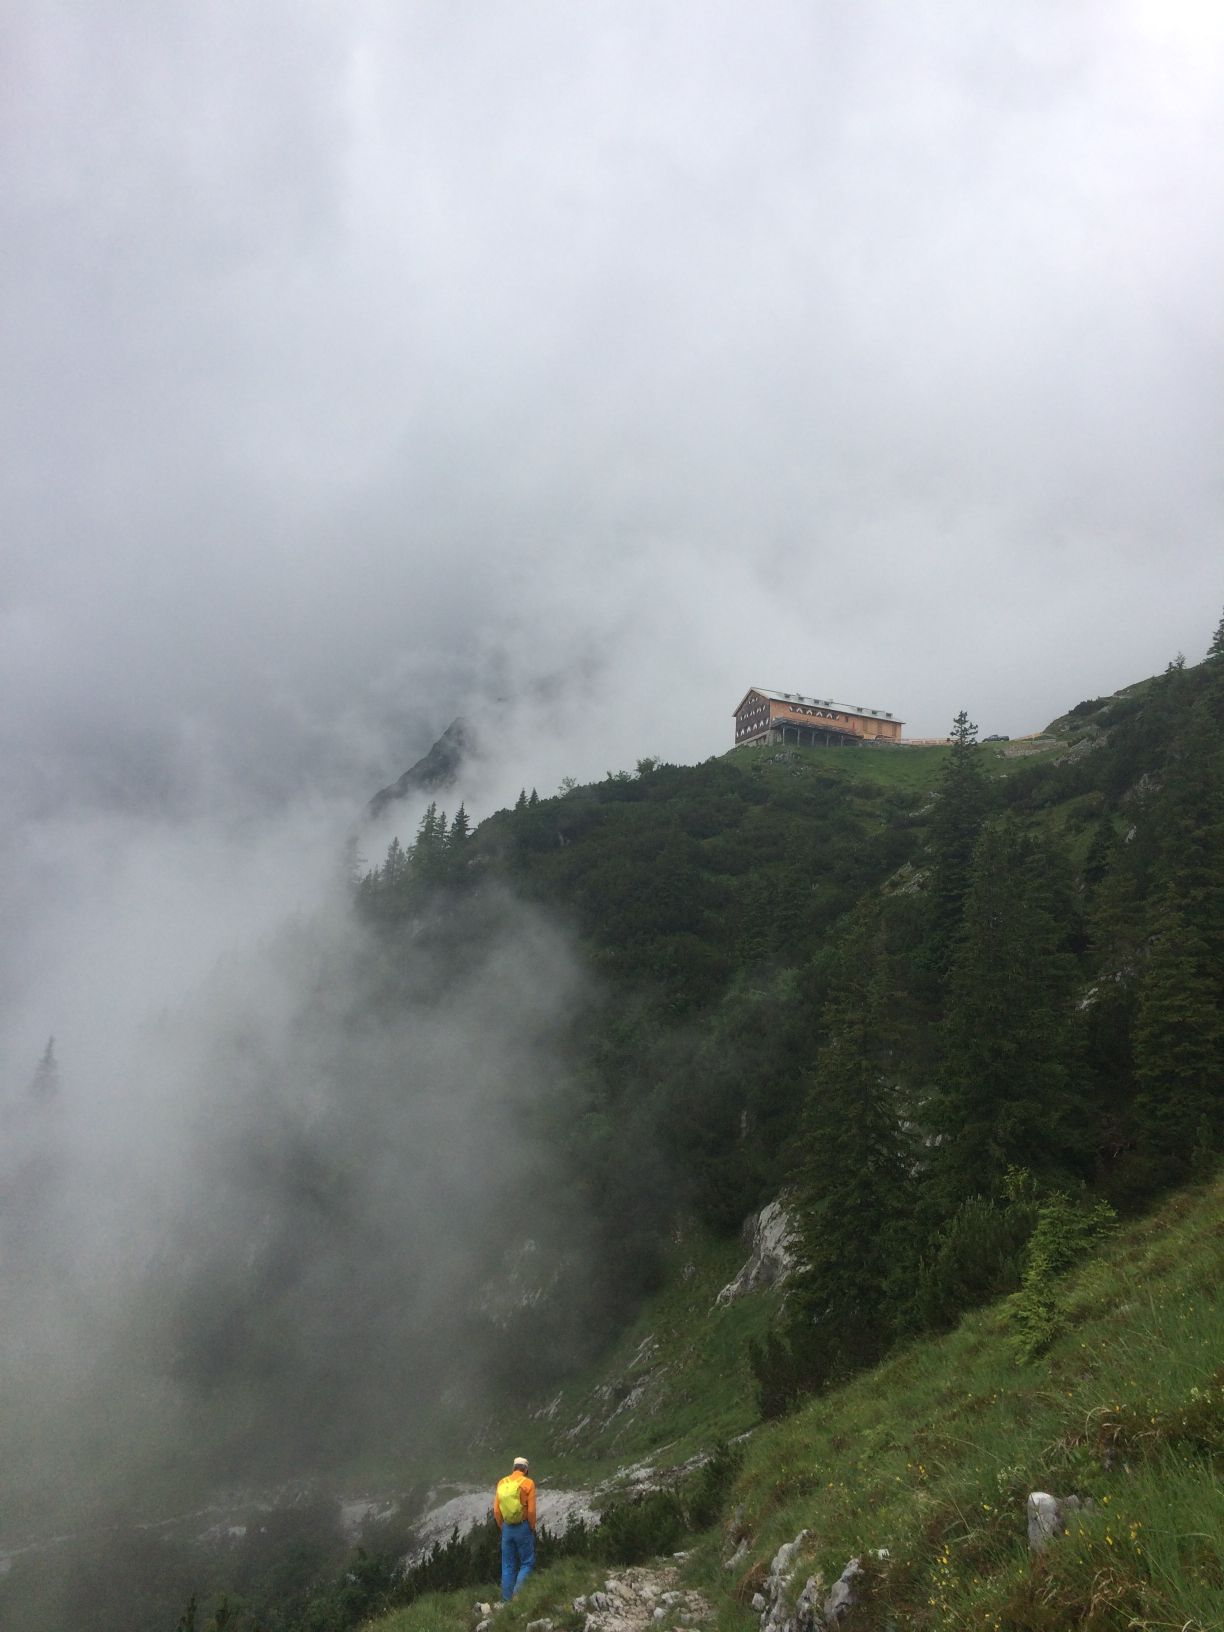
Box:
927, 710, 991, 967
449, 803, 471, 847
382, 835, 408, 889
1208, 606, 1224, 661
771, 917, 917, 1397
931, 819, 1085, 1203
1131, 892, 1223, 1184
411, 802, 449, 883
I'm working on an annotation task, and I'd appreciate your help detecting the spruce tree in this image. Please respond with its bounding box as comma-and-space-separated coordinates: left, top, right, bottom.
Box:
382, 835, 408, 889
1131, 891, 1224, 1184
1124, 656, 1224, 1180
449, 804, 471, 847
411, 802, 450, 883
927, 710, 991, 968
778, 918, 917, 1393
931, 819, 1085, 1203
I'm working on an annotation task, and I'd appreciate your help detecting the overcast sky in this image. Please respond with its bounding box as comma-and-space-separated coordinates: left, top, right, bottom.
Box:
3, 0, 1222, 816
2, 5, 1224, 1545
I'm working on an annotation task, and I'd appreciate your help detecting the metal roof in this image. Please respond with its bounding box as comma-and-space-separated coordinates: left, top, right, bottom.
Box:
733, 687, 905, 724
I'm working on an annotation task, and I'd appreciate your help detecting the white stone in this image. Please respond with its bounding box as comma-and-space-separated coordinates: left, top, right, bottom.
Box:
1027, 1492, 1062, 1551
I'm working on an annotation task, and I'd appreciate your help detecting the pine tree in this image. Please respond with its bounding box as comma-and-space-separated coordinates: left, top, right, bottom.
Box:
1208, 606, 1224, 661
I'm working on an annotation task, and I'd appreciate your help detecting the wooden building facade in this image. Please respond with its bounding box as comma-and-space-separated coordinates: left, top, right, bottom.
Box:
733, 688, 904, 749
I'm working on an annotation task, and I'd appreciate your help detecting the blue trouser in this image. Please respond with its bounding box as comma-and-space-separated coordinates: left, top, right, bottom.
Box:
500, 1521, 535, 1600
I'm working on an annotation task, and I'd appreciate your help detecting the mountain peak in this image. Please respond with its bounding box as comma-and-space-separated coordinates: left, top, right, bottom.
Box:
367, 718, 473, 819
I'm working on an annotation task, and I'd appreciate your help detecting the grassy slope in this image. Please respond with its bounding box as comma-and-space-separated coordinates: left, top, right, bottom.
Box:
725, 733, 1069, 795
491, 1231, 777, 1484
366, 1172, 1223, 1632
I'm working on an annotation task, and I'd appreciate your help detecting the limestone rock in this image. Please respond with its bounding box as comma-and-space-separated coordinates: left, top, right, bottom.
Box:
759, 1531, 813, 1632
754, 1535, 870, 1632
717, 1201, 802, 1307
1028, 1491, 1098, 1552
822, 1558, 864, 1625
1028, 1491, 1061, 1550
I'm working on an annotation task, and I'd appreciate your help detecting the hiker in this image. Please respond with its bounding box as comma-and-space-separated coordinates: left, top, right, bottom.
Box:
494, 1454, 537, 1601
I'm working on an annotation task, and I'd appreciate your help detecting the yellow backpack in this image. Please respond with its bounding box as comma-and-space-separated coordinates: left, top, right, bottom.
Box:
497, 1474, 525, 1524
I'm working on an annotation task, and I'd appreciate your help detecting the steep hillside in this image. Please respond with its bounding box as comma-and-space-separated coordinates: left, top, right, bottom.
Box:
350, 648, 1224, 1434
369, 1170, 1224, 1632
7, 643, 1219, 1632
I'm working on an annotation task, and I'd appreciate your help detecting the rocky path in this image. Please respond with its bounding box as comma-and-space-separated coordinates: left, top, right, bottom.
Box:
574, 1563, 713, 1632
477, 1561, 712, 1632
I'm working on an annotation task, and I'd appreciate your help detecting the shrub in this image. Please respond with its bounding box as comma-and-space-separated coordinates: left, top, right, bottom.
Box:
595, 1490, 687, 1564
684, 1440, 746, 1531
911, 1193, 1037, 1331
1005, 1192, 1115, 1362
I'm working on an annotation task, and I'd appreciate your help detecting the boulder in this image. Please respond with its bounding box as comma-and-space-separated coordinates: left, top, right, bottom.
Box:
1027, 1492, 1094, 1551
717, 1202, 802, 1307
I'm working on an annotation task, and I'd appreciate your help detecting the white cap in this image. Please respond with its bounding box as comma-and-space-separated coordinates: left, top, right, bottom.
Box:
513, 1456, 530, 1469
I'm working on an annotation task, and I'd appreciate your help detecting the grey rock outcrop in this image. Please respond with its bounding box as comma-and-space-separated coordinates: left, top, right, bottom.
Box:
759, 1532, 812, 1632
1027, 1491, 1095, 1552
724, 1538, 749, 1571
716, 1201, 802, 1307
757, 1534, 866, 1632
821, 1558, 864, 1625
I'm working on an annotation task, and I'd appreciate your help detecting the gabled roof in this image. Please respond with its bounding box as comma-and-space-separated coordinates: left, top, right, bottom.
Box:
733, 687, 904, 725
